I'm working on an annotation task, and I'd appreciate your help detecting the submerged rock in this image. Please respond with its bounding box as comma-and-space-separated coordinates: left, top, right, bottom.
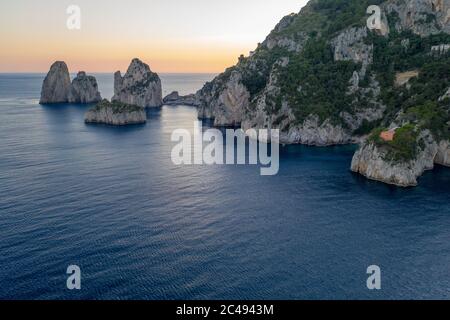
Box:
84, 99, 146, 126
112, 58, 162, 108
39, 61, 71, 104
68, 72, 102, 103
163, 91, 199, 106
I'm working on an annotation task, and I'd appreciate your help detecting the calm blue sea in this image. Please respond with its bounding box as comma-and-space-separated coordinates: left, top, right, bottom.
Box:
0, 73, 449, 300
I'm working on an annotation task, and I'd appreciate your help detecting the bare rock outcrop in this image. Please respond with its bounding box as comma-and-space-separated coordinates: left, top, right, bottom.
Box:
439, 87, 450, 101
331, 26, 373, 78
384, 0, 450, 36
197, 71, 250, 127
282, 116, 353, 146
84, 99, 146, 126
39, 61, 71, 104
195, 0, 450, 185
40, 62, 102, 104
68, 71, 102, 103
112, 58, 162, 108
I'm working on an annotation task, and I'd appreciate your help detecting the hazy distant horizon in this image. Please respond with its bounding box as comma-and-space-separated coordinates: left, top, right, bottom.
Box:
0, 0, 308, 73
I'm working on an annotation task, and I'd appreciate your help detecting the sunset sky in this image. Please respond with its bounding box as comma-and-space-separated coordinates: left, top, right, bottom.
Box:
0, 0, 308, 73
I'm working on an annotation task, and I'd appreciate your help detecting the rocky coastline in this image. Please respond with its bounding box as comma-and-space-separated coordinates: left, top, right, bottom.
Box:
163, 91, 199, 106
39, 0, 450, 186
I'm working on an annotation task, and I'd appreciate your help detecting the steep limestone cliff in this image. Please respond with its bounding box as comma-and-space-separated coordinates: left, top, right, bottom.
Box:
163, 91, 199, 106
40, 62, 71, 104
351, 131, 442, 187
68, 72, 102, 103
112, 58, 162, 108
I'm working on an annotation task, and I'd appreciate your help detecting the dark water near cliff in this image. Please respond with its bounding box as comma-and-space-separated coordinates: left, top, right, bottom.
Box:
0, 73, 449, 300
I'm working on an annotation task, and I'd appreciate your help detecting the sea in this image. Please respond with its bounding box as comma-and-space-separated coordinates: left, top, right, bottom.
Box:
0, 73, 449, 300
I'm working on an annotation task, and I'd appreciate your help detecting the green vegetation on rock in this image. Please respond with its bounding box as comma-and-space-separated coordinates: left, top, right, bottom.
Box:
369, 124, 422, 163
277, 38, 359, 124
93, 99, 144, 114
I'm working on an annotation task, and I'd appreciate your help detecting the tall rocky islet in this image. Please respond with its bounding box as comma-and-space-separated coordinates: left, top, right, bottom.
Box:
40, 62, 102, 104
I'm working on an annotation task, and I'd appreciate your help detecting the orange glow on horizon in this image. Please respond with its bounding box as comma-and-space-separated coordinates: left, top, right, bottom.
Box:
0, 0, 307, 73
0, 36, 252, 73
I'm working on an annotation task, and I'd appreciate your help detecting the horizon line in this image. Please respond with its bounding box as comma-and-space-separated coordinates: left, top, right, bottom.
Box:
0, 71, 220, 75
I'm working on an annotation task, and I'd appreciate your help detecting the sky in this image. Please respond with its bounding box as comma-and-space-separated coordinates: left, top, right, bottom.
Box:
0, 0, 308, 73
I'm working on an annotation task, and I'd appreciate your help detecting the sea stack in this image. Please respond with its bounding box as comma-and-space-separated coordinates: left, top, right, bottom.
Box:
84, 99, 146, 126
40, 62, 102, 104
68, 71, 102, 103
112, 58, 163, 108
39, 61, 71, 104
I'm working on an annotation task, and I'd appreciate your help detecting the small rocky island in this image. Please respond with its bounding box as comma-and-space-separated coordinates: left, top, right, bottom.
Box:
84, 99, 146, 125
113, 58, 163, 108
40, 61, 101, 104
163, 91, 199, 106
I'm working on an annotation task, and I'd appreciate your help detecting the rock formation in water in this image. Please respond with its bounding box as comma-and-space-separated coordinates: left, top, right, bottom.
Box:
40, 62, 102, 104
351, 131, 444, 187
39, 61, 71, 104
68, 72, 102, 103
84, 99, 146, 125
163, 91, 199, 106
195, 0, 450, 186
112, 58, 163, 108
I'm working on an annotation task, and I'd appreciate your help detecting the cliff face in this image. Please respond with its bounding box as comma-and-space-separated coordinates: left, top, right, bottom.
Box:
385, 0, 450, 36
112, 58, 162, 108
40, 63, 102, 104
40, 62, 71, 104
195, 0, 450, 186
351, 131, 442, 187
85, 100, 146, 125
68, 72, 102, 103
197, 71, 250, 127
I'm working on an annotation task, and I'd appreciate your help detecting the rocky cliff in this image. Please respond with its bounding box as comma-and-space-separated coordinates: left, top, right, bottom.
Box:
40, 62, 102, 104
195, 0, 450, 186
68, 72, 102, 103
85, 99, 146, 125
351, 131, 441, 186
40, 61, 71, 104
112, 58, 162, 108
